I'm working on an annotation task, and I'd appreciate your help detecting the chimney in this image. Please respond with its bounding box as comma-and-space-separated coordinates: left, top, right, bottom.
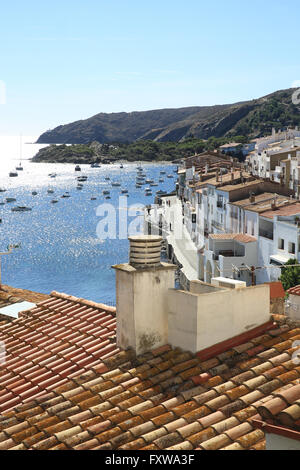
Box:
112, 236, 176, 355
271, 196, 277, 210
249, 192, 256, 203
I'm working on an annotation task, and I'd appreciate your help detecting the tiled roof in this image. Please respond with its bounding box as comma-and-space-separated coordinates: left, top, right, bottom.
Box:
0, 291, 117, 415
0, 286, 49, 326
209, 233, 257, 243
1, 309, 300, 450
287, 286, 300, 297
261, 203, 300, 220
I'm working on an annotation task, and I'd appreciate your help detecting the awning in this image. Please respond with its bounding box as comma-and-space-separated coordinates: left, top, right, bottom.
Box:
270, 253, 293, 265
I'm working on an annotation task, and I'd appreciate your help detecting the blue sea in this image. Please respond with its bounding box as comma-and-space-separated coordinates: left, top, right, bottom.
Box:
0, 136, 177, 304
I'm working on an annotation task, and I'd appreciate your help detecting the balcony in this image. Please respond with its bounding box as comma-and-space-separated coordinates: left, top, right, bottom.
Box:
259, 229, 274, 240
212, 220, 223, 230
217, 201, 223, 209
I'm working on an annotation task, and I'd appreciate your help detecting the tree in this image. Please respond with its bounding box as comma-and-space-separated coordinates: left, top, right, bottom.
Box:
279, 259, 300, 291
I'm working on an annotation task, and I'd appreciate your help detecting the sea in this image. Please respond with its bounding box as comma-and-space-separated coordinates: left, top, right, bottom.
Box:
0, 136, 177, 304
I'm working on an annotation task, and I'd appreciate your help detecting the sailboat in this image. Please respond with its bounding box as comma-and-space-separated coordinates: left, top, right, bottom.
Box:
15, 135, 23, 171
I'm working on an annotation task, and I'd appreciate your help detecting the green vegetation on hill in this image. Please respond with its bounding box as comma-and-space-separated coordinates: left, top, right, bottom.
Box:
32, 136, 248, 164
37, 88, 300, 145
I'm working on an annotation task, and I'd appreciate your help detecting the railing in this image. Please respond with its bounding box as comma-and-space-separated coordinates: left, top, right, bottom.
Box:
217, 201, 223, 209
212, 220, 223, 230
259, 229, 274, 240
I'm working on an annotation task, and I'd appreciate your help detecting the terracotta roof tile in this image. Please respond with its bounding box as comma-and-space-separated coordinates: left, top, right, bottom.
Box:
2, 301, 300, 450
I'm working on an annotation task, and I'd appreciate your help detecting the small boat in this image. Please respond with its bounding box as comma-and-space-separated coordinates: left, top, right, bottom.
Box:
105, 196, 111, 200
9, 171, 18, 177
75, 165, 81, 171
145, 192, 152, 196
5, 198, 17, 203
156, 190, 164, 195
32, 191, 38, 196
103, 190, 110, 195
136, 185, 142, 189
77, 185, 83, 190
111, 182, 121, 187
121, 189, 128, 194
11, 206, 32, 212
61, 194, 71, 198
160, 171, 166, 175
91, 197, 97, 200
120, 164, 124, 169
47, 189, 54, 194
51, 199, 59, 204
159, 179, 164, 183
16, 164, 23, 171
77, 176, 88, 182
145, 179, 154, 184
150, 183, 158, 187
0, 188, 6, 192
91, 163, 100, 168
49, 173, 57, 178
167, 175, 174, 178
105, 177, 110, 181
0, 202, 5, 205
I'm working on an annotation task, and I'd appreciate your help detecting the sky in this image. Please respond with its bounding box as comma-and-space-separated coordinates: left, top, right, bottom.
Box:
0, 0, 300, 136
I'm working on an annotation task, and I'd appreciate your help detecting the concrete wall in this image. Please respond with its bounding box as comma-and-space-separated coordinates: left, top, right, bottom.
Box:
168, 284, 270, 353
189, 280, 225, 295
266, 433, 300, 451
286, 293, 300, 321
114, 263, 176, 355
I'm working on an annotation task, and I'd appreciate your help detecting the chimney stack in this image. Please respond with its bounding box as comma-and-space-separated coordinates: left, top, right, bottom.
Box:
113, 236, 176, 355
249, 192, 256, 203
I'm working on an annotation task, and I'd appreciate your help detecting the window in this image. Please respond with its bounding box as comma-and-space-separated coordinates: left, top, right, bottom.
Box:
288, 242, 296, 254
192, 214, 196, 224
278, 238, 285, 250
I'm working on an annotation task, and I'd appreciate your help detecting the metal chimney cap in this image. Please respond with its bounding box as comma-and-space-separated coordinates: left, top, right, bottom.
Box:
129, 235, 163, 268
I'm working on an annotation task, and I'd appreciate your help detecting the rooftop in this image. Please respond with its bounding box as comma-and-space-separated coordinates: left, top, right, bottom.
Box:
1, 292, 300, 450
231, 193, 294, 213
260, 203, 300, 220
0, 291, 117, 414
209, 233, 257, 244
287, 286, 300, 297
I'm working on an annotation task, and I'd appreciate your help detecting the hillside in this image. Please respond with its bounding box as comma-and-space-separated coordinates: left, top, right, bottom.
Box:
37, 88, 300, 144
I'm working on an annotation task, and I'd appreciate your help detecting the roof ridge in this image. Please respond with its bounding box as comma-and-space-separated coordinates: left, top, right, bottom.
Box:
49, 291, 116, 315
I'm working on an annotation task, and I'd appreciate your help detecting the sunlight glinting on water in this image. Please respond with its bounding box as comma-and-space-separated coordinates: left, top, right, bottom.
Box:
0, 136, 176, 303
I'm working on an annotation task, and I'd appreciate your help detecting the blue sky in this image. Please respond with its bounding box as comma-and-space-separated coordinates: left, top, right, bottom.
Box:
0, 0, 300, 135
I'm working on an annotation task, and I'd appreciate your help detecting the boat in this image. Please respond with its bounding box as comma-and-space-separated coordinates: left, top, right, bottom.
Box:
77, 185, 83, 190
150, 183, 158, 187
61, 194, 71, 198
145, 179, 154, 184
9, 171, 18, 177
136, 185, 142, 189
167, 175, 174, 178
103, 190, 110, 195
5, 198, 17, 203
32, 191, 38, 196
77, 176, 88, 182
120, 164, 124, 169
105, 196, 111, 200
105, 177, 110, 181
145, 192, 152, 196
16, 164, 23, 171
91, 163, 100, 168
75, 165, 81, 172
159, 179, 164, 183
49, 173, 57, 178
51, 199, 59, 204
0, 188, 6, 192
111, 182, 121, 187
11, 206, 32, 212
160, 171, 166, 175
0, 202, 5, 205
156, 190, 164, 195
91, 197, 97, 200
121, 189, 128, 194
47, 189, 54, 194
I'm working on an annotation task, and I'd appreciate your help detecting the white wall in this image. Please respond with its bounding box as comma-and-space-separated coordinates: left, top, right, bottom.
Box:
168, 284, 270, 353
266, 433, 300, 451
